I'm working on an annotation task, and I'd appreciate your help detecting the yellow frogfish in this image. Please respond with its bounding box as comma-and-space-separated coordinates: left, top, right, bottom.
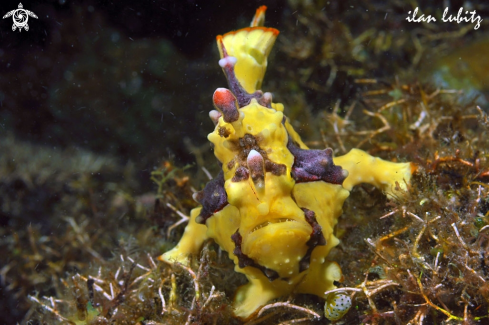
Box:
160, 6, 413, 319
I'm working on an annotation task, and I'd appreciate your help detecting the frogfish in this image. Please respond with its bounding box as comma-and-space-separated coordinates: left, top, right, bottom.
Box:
160, 6, 413, 319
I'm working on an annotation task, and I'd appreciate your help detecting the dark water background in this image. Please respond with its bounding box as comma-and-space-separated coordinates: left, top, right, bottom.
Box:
0, 0, 284, 175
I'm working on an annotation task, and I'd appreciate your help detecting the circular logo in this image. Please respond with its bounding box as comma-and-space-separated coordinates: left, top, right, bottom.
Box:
2, 3, 38, 32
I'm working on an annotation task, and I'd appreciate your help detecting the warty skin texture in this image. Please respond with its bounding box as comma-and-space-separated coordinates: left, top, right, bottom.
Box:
160, 6, 413, 319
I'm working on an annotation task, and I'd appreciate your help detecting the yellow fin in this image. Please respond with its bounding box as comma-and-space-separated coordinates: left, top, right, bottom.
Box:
216, 27, 279, 93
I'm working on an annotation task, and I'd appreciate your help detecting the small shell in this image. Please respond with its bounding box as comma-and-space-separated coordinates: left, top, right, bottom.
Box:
324, 292, 352, 321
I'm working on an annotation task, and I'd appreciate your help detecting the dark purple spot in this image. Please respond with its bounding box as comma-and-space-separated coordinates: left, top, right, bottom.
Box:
299, 208, 326, 272
287, 139, 347, 185
193, 171, 228, 224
